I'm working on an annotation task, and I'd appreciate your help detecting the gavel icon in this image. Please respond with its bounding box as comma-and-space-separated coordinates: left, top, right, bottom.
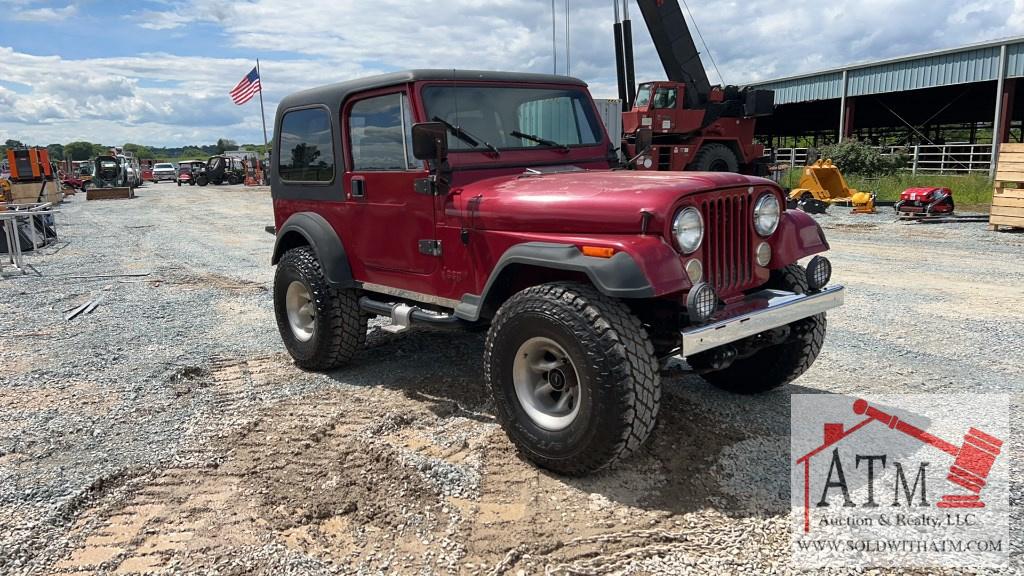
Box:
853, 399, 1003, 509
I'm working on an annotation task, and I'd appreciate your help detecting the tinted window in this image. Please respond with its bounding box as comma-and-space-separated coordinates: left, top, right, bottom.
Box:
279, 107, 335, 182
349, 93, 415, 171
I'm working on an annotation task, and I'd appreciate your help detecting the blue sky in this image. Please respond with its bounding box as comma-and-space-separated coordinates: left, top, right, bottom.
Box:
1, 0, 1021, 147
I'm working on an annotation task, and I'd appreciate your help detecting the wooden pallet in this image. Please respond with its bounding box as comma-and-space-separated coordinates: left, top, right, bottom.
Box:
990, 143, 1024, 231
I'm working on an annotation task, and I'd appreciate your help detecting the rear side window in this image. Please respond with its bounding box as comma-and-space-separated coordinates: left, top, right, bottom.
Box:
279, 107, 335, 182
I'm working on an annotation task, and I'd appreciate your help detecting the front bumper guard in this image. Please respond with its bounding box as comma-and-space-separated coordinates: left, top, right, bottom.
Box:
681, 286, 845, 357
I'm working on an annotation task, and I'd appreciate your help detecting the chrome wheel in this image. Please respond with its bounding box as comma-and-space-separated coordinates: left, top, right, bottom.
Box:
512, 337, 581, 431
285, 281, 316, 342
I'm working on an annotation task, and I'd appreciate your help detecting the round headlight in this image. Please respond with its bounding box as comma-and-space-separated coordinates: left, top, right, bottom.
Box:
753, 193, 781, 237
672, 207, 704, 254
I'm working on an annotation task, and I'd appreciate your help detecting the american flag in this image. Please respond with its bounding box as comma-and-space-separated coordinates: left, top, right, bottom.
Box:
230, 66, 262, 105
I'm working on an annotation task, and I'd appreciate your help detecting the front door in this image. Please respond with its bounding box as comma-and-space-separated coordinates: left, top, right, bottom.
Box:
343, 90, 437, 276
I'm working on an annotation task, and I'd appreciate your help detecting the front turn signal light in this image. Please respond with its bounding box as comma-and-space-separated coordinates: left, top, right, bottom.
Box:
581, 246, 616, 259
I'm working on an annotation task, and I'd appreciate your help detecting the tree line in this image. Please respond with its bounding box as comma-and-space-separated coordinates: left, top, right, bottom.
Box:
1, 138, 269, 162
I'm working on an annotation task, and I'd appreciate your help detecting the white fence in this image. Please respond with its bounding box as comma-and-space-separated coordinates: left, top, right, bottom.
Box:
769, 144, 994, 174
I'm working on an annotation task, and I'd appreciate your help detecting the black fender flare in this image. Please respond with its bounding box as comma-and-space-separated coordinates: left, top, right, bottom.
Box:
455, 242, 655, 321
271, 212, 354, 287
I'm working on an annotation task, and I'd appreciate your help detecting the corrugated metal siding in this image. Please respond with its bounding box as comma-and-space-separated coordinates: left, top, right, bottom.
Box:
754, 72, 843, 105
1008, 43, 1024, 78
516, 98, 618, 146
594, 98, 623, 141
518, 99, 577, 143
753, 39, 1024, 104
848, 47, 1000, 97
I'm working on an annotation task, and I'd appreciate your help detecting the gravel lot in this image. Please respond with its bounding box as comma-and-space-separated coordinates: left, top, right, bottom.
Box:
1, 183, 1021, 575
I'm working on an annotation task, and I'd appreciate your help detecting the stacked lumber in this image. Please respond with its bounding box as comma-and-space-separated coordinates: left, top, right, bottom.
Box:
991, 143, 1024, 231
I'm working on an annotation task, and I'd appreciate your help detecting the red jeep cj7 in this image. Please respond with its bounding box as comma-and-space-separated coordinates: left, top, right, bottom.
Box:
271, 70, 844, 475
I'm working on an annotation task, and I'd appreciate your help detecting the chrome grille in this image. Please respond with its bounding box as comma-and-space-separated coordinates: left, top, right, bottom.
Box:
699, 190, 753, 294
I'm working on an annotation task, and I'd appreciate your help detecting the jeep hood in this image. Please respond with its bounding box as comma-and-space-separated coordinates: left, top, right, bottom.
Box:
454, 169, 775, 233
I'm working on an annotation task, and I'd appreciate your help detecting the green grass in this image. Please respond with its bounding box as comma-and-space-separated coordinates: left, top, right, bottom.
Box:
779, 170, 994, 207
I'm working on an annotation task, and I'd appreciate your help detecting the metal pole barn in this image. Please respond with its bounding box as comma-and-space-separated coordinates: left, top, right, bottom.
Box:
991, 44, 1009, 179
838, 69, 849, 143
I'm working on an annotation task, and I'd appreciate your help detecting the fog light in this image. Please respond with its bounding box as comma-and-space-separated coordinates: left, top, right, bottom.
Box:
756, 242, 772, 267
806, 256, 832, 292
686, 282, 718, 323
685, 259, 703, 283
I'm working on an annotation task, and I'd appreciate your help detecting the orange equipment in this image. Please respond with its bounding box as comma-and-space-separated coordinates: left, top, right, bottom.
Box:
5, 148, 53, 182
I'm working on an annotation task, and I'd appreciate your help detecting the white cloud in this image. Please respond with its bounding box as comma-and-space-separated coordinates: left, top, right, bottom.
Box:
10, 2, 77, 21
2, 0, 1022, 146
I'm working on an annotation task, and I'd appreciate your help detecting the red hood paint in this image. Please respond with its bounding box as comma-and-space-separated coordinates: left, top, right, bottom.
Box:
453, 169, 779, 233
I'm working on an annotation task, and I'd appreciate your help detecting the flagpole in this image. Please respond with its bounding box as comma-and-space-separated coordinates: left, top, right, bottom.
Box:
256, 58, 269, 183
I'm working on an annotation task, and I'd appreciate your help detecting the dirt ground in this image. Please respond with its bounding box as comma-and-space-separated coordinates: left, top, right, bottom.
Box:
1, 183, 1021, 575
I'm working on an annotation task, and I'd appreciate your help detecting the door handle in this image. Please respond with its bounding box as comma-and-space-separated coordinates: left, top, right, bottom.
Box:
351, 177, 366, 199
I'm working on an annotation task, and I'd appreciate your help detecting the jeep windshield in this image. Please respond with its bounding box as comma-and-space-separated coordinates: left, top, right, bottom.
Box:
421, 86, 604, 153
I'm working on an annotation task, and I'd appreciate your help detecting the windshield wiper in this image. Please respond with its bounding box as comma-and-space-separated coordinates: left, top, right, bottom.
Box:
431, 116, 500, 157
512, 130, 569, 152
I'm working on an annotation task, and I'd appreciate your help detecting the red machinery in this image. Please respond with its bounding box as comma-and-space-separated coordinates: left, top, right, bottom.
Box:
895, 187, 955, 218
853, 399, 1003, 509
614, 0, 773, 174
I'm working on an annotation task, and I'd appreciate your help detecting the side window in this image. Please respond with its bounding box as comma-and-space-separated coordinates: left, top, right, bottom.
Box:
349, 93, 417, 171
653, 87, 678, 109
279, 108, 335, 182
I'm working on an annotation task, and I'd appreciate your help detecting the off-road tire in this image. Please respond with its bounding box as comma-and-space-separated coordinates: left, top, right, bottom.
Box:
484, 282, 661, 476
694, 264, 826, 394
689, 143, 740, 172
274, 246, 366, 370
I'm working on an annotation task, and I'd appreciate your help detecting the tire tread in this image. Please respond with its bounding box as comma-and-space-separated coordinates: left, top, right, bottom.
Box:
698, 264, 826, 394
484, 282, 660, 475
275, 247, 365, 370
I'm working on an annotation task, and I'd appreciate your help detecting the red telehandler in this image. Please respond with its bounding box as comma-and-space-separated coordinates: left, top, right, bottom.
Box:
615, 0, 774, 174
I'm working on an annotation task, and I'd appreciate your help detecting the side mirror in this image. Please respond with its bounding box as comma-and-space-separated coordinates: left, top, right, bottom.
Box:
412, 122, 448, 161
635, 127, 653, 154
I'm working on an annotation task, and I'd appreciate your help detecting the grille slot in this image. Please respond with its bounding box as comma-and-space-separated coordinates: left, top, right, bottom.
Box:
700, 190, 753, 294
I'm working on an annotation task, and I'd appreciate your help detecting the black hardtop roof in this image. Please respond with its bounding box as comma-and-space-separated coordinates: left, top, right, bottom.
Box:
276, 69, 588, 112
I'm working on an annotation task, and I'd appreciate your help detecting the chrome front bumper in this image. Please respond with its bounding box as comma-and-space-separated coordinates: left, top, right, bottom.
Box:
681, 286, 845, 357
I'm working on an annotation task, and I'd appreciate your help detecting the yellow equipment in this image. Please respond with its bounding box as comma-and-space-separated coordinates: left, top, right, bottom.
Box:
850, 191, 877, 214
788, 159, 876, 214
788, 159, 863, 203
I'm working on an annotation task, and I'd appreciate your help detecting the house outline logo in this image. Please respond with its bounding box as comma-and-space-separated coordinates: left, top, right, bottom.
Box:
794, 398, 1004, 533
